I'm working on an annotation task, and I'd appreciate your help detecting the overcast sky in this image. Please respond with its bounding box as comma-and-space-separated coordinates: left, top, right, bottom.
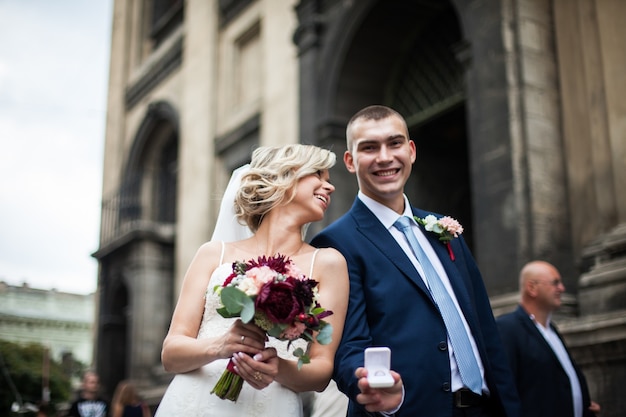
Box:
0, 0, 113, 294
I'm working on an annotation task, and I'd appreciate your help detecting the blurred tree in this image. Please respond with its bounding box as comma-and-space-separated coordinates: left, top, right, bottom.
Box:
0, 341, 73, 416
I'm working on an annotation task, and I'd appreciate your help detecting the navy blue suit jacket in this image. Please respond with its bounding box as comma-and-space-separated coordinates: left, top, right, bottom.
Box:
311, 198, 520, 417
496, 306, 594, 417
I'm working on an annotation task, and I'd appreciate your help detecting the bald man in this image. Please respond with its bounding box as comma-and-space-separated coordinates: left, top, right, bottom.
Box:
496, 261, 600, 417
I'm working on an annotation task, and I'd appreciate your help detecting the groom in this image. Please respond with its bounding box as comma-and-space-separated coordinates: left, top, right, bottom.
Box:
312, 105, 520, 416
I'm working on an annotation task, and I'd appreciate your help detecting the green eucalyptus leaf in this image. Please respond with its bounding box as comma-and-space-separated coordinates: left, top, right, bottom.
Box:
217, 305, 235, 318
293, 347, 311, 370
300, 331, 315, 343
220, 287, 255, 323
266, 324, 286, 338
240, 298, 255, 323
316, 323, 333, 345
311, 306, 325, 315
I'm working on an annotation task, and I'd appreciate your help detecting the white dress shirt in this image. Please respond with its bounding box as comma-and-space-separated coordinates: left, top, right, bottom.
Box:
532, 314, 584, 417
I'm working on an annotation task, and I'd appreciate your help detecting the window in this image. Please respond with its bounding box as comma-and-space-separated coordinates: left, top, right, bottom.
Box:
151, 0, 184, 46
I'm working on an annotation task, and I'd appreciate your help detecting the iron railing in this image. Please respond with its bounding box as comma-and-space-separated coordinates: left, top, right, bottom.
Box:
99, 174, 176, 247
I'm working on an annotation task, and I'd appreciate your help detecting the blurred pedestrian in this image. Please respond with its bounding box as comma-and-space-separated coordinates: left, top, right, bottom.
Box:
111, 380, 150, 417
67, 371, 108, 417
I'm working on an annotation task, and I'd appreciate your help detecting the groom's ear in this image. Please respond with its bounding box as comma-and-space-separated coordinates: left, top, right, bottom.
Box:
343, 150, 356, 173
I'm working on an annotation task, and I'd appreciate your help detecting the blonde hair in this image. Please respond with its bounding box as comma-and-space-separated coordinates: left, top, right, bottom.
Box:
234, 144, 336, 232
112, 380, 138, 407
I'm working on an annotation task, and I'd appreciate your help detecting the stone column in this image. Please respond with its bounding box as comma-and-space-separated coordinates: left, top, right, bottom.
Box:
564, 223, 626, 415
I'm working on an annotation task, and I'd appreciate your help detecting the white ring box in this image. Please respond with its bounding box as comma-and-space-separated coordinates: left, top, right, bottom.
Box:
365, 347, 394, 388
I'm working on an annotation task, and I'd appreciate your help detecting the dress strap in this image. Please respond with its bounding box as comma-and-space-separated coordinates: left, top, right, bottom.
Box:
219, 241, 225, 265
309, 248, 320, 278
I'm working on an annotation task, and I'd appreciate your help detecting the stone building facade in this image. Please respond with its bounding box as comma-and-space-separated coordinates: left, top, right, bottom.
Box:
94, 0, 626, 414
0, 281, 94, 365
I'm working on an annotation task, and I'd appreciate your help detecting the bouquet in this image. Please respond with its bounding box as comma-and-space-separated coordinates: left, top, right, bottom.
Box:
210, 253, 334, 401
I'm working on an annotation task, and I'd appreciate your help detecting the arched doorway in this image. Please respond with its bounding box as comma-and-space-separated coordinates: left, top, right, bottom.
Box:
105, 280, 128, 388
297, 0, 519, 291
300, 0, 472, 248
95, 101, 178, 396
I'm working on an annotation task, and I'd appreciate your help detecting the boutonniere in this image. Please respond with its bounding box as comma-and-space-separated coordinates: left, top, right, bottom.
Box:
414, 215, 464, 261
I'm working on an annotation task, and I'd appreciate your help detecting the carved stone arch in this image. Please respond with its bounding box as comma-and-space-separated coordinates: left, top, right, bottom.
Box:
382, 6, 473, 249
97, 101, 178, 396
297, 0, 517, 289
298, 1, 472, 242
313, 0, 377, 127
120, 101, 179, 225
304, 0, 464, 136
126, 101, 179, 174
385, 10, 465, 126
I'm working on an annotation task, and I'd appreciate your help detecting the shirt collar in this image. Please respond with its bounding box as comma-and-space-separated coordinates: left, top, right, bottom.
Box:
529, 313, 552, 329
357, 191, 414, 229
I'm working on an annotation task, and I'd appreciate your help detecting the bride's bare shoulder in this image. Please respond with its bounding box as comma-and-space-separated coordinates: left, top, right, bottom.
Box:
313, 247, 347, 269
195, 240, 223, 257
187, 241, 228, 270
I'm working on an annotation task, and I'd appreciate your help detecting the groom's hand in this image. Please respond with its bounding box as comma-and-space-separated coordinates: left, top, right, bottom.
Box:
355, 367, 403, 413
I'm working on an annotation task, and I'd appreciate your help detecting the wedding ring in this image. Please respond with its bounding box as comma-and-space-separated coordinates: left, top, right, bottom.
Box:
241, 335, 245, 344
253, 371, 262, 381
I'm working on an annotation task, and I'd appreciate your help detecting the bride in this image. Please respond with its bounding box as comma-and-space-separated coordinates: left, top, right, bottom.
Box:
154, 144, 349, 416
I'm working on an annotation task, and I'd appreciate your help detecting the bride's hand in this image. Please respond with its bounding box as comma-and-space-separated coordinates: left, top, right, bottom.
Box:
232, 348, 279, 390
217, 319, 266, 359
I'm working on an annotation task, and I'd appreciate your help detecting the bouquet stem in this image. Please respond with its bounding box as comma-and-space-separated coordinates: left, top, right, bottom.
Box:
211, 359, 243, 401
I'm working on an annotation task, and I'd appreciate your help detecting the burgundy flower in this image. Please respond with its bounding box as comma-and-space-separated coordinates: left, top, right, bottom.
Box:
222, 271, 238, 287
293, 278, 316, 307
316, 310, 333, 321
212, 253, 335, 402
255, 279, 304, 323
247, 254, 290, 274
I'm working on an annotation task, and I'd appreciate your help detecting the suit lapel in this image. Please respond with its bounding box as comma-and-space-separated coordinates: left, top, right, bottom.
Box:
349, 200, 481, 323
515, 307, 567, 370
411, 208, 481, 329
351, 200, 432, 299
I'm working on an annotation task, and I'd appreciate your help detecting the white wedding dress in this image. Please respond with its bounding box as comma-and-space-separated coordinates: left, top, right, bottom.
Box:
154, 248, 311, 417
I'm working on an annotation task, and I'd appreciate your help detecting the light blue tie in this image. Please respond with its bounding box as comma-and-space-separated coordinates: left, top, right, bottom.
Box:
394, 216, 482, 394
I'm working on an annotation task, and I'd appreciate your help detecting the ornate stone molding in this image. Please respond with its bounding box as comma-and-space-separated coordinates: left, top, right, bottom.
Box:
219, 0, 254, 27
579, 223, 626, 315
293, 0, 325, 55
125, 31, 184, 110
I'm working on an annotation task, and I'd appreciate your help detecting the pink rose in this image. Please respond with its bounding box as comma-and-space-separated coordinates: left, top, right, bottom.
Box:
246, 266, 277, 289
279, 322, 306, 340
285, 262, 304, 279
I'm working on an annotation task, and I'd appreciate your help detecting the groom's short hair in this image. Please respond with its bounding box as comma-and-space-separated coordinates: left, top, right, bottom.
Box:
345, 105, 407, 151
